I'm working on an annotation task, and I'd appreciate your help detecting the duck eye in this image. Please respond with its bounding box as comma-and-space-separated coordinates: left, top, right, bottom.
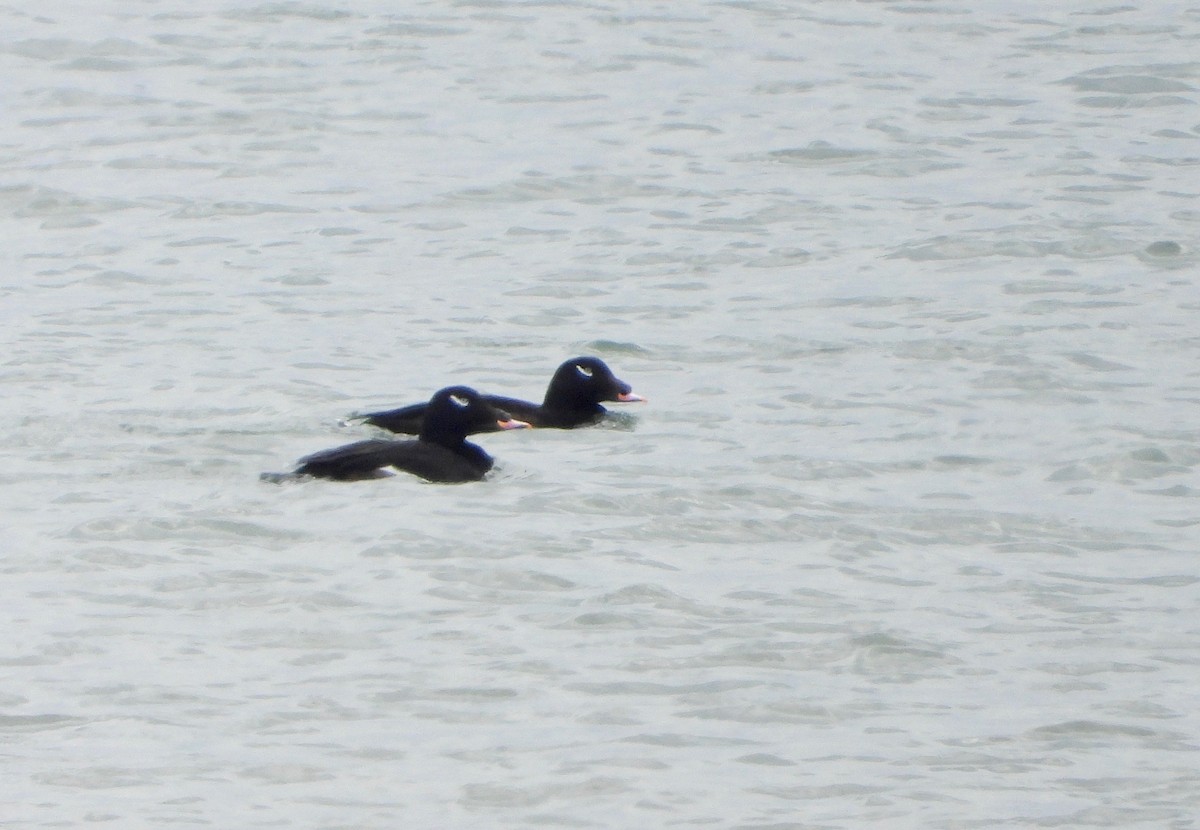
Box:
575, 364, 594, 378
449, 394, 470, 409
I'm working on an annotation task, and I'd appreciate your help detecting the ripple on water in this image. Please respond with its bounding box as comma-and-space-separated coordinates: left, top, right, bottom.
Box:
66, 515, 308, 545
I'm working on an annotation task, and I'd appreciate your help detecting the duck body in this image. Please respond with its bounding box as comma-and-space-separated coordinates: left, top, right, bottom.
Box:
359, 357, 643, 435
287, 436, 496, 483
263, 386, 528, 483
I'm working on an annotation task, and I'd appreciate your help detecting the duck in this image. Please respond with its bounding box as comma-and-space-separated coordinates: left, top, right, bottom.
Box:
357, 356, 644, 435
262, 386, 529, 483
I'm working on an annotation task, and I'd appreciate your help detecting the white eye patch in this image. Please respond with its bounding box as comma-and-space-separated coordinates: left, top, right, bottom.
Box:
449, 394, 470, 409
575, 364, 594, 378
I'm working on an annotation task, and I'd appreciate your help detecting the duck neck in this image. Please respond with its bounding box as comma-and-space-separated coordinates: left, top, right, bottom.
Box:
544, 388, 602, 415
420, 422, 467, 449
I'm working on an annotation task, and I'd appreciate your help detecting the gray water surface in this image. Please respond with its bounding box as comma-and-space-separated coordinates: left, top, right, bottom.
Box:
3, 2, 1198, 827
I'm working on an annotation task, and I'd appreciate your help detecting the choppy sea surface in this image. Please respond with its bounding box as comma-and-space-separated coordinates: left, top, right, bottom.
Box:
3, 1, 1199, 827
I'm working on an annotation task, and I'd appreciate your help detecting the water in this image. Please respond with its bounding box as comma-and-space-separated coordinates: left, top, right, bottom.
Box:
3, 1, 1198, 827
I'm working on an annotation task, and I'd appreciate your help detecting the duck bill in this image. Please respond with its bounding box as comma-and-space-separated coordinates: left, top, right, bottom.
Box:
496, 418, 532, 430
616, 391, 646, 403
